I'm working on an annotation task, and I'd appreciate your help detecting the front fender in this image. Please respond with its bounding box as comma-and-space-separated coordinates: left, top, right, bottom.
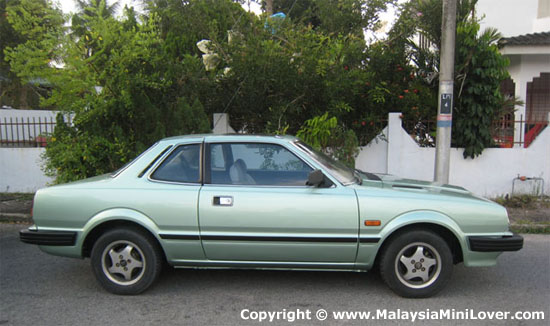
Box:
356, 210, 467, 268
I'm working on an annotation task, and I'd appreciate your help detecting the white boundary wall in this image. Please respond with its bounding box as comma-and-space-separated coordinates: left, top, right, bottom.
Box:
1, 110, 60, 192
2, 111, 549, 196
356, 113, 550, 198
0, 147, 53, 193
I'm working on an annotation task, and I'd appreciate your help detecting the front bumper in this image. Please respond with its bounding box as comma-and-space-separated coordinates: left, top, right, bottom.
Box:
468, 233, 523, 252
20, 228, 77, 246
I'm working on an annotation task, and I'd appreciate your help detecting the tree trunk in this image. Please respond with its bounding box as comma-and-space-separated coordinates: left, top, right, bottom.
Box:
265, 0, 273, 15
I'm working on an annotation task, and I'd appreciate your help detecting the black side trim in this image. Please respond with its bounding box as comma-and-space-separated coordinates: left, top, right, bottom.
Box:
20, 229, 77, 246
468, 233, 523, 252
159, 234, 381, 243
172, 261, 356, 269
360, 237, 380, 244
159, 234, 200, 240
202, 235, 356, 242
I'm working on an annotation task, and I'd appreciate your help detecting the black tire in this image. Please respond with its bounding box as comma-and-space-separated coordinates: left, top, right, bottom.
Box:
90, 227, 163, 295
379, 229, 452, 298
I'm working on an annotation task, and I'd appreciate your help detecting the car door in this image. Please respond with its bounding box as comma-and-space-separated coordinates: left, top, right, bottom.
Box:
137, 142, 206, 262
198, 141, 359, 264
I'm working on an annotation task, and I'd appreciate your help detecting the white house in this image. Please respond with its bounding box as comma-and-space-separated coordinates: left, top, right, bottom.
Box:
478, 0, 550, 146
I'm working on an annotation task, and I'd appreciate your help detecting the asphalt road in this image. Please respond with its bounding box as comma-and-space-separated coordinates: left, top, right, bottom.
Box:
1, 224, 548, 326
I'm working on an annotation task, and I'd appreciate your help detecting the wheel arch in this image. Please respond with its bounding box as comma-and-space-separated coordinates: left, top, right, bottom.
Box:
369, 211, 467, 268
374, 222, 464, 267
81, 208, 165, 260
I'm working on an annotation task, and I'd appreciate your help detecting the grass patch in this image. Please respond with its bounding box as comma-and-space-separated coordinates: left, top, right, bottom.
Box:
510, 224, 550, 234
494, 194, 549, 209
0, 193, 35, 201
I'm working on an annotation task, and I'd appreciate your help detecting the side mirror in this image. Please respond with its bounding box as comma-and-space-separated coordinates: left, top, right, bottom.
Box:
307, 169, 325, 187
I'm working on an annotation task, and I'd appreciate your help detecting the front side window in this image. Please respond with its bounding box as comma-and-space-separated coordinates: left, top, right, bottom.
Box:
151, 144, 201, 183
209, 143, 312, 186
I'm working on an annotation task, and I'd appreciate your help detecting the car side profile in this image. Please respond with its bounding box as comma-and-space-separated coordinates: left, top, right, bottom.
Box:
20, 134, 523, 297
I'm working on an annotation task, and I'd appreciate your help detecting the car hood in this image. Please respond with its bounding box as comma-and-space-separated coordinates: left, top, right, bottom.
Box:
360, 173, 489, 201
379, 174, 469, 192
353, 173, 509, 234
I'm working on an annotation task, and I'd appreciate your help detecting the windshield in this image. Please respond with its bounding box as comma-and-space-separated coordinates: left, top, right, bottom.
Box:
293, 141, 358, 185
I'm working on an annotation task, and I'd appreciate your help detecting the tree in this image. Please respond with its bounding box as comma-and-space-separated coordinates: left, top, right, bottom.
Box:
7, 0, 469, 182
213, 22, 370, 132
390, 0, 511, 157
453, 24, 509, 158
1, 0, 62, 108
269, 0, 394, 37
70, 0, 120, 58
0, 0, 24, 107
4, 0, 65, 84
6, 1, 211, 183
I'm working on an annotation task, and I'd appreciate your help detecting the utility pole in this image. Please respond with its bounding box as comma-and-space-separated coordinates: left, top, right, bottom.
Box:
434, 0, 457, 184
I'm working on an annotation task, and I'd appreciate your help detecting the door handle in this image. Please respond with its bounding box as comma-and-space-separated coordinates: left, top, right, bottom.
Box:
213, 196, 233, 206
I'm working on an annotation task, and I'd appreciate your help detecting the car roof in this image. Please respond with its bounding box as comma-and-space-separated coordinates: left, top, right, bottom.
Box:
159, 134, 300, 144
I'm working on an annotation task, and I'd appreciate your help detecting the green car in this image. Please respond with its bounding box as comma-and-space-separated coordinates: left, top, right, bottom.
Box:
20, 134, 523, 297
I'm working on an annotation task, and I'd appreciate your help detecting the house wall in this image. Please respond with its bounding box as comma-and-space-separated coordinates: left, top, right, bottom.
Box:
0, 147, 53, 193
504, 54, 550, 145
356, 113, 550, 198
477, 0, 539, 37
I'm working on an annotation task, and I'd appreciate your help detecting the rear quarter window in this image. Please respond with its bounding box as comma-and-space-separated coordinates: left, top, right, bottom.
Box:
150, 144, 201, 183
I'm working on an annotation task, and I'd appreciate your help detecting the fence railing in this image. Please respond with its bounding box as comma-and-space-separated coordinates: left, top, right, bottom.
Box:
0, 116, 70, 148
1, 114, 547, 148
400, 117, 548, 148
491, 117, 548, 148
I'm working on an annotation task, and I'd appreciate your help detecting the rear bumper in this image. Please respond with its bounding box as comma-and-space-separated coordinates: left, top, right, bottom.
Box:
468, 233, 523, 252
20, 228, 77, 246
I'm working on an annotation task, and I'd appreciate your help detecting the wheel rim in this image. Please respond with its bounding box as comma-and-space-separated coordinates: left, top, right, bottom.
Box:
394, 242, 441, 289
101, 240, 146, 286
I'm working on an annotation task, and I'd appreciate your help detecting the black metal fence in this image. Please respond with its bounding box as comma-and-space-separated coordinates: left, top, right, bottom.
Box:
491, 116, 549, 148
0, 116, 69, 148
1, 114, 547, 148
400, 117, 548, 148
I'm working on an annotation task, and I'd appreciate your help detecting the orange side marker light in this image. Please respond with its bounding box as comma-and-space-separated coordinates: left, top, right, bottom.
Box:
364, 220, 381, 227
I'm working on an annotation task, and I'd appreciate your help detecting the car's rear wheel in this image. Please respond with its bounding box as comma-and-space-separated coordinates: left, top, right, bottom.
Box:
379, 230, 452, 298
91, 227, 162, 295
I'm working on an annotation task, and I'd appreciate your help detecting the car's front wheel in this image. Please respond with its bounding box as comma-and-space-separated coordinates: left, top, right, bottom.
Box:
379, 229, 452, 298
91, 227, 162, 295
